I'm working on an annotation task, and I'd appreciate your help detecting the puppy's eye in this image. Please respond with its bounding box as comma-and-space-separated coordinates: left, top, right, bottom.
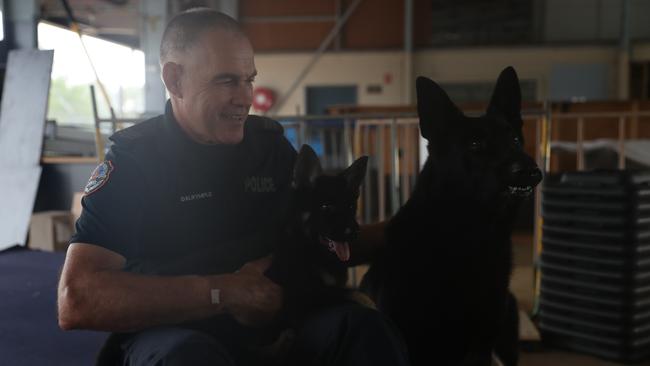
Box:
320, 204, 334, 212
469, 140, 484, 152
513, 136, 522, 148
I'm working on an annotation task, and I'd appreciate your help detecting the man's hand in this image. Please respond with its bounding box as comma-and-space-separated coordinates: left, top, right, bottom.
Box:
218, 256, 283, 327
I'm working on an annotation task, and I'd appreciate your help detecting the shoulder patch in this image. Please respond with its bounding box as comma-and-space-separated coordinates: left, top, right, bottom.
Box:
84, 161, 114, 195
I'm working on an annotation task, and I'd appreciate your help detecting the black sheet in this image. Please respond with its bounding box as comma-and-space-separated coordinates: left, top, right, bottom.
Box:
0, 247, 108, 365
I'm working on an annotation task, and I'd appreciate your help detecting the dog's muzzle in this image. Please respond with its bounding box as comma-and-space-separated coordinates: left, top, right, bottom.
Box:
319, 236, 351, 262
506, 161, 543, 197
507, 185, 535, 197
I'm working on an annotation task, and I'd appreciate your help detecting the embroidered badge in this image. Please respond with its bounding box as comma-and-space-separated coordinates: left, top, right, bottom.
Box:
84, 161, 114, 195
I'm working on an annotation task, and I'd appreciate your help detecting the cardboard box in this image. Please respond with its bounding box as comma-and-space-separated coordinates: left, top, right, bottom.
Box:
71, 191, 83, 222
28, 211, 73, 252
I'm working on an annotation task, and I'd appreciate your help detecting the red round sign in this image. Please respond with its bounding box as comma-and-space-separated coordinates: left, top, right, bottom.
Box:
252, 87, 275, 112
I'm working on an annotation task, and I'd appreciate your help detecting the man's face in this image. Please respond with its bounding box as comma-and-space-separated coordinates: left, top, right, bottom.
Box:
175, 29, 256, 145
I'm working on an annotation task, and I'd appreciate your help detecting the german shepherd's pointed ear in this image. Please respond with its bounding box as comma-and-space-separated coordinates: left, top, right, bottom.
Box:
340, 156, 368, 194
416, 76, 462, 140
487, 66, 523, 128
294, 145, 323, 188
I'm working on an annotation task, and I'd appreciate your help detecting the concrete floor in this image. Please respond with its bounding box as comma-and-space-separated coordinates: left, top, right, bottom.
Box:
511, 233, 650, 366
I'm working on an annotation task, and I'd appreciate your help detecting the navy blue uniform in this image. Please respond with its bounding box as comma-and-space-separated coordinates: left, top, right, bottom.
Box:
72, 101, 295, 276
75, 102, 410, 366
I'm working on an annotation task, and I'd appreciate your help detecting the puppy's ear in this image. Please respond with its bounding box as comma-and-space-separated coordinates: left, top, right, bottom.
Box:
340, 156, 368, 193
416, 76, 462, 140
487, 66, 522, 128
293, 145, 322, 188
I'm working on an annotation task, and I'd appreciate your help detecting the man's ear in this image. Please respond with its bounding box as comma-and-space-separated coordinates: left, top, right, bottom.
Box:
161, 62, 183, 98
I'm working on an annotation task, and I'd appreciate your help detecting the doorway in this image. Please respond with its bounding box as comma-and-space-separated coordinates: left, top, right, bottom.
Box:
304, 85, 357, 171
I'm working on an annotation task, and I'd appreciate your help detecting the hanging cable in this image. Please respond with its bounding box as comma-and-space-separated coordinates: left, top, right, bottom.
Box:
60, 0, 117, 161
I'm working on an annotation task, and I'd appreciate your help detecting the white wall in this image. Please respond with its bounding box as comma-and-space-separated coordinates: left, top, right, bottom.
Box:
634, 43, 650, 60
254, 41, 650, 114
254, 52, 406, 115
255, 47, 619, 113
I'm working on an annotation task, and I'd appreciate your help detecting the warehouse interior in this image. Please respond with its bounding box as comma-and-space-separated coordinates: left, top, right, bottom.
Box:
2, 0, 650, 364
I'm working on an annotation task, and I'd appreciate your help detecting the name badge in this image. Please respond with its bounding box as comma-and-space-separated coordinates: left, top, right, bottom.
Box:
180, 191, 213, 202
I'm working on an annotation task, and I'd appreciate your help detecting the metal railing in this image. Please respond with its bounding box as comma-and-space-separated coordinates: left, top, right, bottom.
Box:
274, 113, 420, 224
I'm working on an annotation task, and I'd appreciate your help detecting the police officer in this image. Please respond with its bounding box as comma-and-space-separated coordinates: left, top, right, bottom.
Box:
57, 8, 409, 366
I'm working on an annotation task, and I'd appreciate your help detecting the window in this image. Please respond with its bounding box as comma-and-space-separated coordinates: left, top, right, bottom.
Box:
430, 0, 533, 47
37, 21, 144, 127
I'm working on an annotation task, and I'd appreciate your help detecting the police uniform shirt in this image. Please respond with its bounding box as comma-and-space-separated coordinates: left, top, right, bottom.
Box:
71, 101, 296, 276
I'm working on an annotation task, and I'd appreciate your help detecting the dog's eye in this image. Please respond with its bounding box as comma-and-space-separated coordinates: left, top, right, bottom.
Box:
513, 136, 522, 148
320, 204, 334, 212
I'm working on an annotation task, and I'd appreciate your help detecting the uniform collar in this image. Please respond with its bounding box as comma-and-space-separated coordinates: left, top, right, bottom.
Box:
162, 100, 242, 157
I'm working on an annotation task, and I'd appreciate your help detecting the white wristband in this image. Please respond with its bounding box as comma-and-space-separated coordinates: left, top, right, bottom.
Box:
210, 289, 221, 305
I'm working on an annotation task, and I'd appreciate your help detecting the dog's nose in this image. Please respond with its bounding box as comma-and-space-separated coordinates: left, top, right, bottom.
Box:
344, 224, 360, 239
511, 163, 543, 185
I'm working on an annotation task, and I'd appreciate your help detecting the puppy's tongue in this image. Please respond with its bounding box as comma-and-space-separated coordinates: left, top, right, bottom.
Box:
321, 237, 351, 262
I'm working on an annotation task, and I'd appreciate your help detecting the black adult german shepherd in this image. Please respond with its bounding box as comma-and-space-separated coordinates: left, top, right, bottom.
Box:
361, 67, 542, 366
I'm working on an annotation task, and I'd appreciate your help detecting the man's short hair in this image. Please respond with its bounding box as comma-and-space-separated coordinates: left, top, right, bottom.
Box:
160, 8, 244, 63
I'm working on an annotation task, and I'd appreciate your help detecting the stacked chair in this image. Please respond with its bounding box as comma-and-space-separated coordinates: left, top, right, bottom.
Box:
539, 170, 650, 362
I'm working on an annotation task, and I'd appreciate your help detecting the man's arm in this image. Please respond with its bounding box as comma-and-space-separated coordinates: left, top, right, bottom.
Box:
349, 221, 387, 266
58, 243, 282, 332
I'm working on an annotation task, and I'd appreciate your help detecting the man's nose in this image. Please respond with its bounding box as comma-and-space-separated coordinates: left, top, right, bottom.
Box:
232, 82, 253, 106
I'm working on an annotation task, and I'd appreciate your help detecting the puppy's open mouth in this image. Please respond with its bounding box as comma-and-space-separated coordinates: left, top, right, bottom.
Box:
507, 185, 534, 197
320, 236, 350, 262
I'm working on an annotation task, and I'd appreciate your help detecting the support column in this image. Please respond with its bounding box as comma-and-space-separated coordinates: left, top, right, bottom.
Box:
218, 0, 238, 19
6, 0, 38, 50
139, 0, 167, 115
403, 0, 413, 104
618, 0, 630, 100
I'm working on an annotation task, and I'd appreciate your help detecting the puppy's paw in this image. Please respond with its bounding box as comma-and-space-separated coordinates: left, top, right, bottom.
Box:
348, 290, 377, 309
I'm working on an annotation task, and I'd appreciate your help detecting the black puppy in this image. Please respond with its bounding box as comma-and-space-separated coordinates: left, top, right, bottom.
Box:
361, 67, 542, 366
269, 145, 368, 320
